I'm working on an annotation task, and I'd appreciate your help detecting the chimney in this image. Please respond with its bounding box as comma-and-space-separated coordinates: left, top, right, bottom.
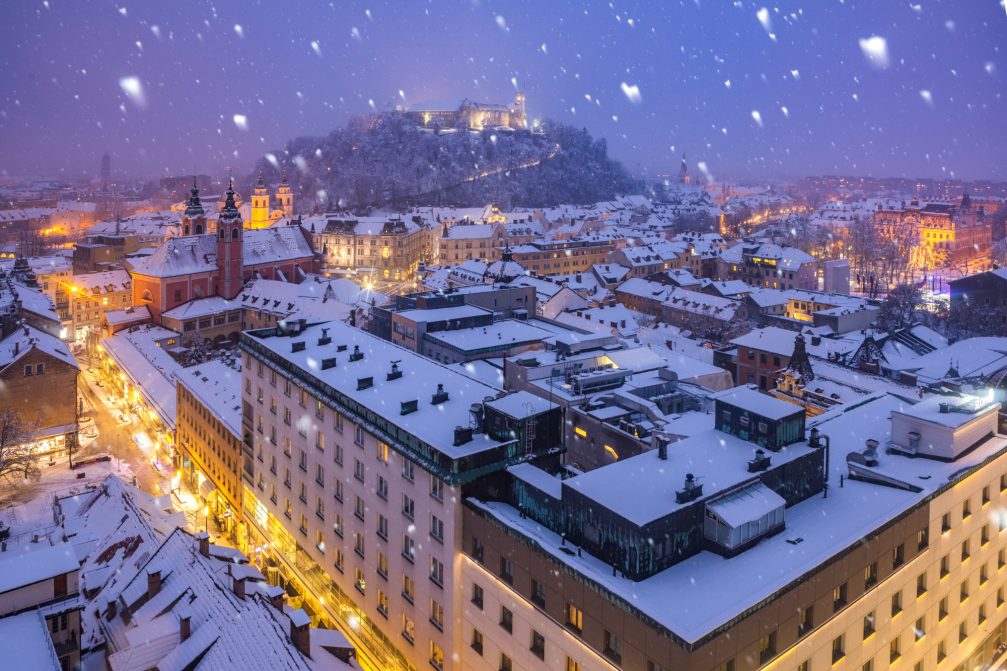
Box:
656, 434, 669, 460
196, 531, 210, 557
290, 611, 311, 658
146, 569, 162, 600
178, 609, 192, 642
266, 585, 285, 612
105, 599, 118, 621
233, 575, 246, 599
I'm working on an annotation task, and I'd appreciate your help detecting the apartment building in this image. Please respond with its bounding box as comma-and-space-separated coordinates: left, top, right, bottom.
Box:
238, 319, 562, 671
67, 268, 131, 345
456, 390, 1007, 671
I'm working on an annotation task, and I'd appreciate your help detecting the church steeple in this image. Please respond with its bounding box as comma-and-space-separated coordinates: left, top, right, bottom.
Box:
786, 333, 815, 382
184, 176, 204, 217
250, 172, 271, 229
217, 178, 244, 299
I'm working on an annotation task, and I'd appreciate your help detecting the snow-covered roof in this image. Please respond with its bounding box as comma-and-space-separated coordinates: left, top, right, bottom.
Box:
0, 324, 76, 371
131, 228, 313, 279
103, 305, 151, 327
424, 319, 552, 352
244, 320, 512, 461
177, 361, 243, 438
161, 297, 239, 321
395, 304, 491, 323
72, 269, 131, 294
731, 326, 861, 359
663, 288, 741, 322
0, 611, 59, 668
0, 542, 78, 595
443, 223, 500, 240
472, 393, 1007, 644
102, 325, 182, 428
718, 242, 815, 271
485, 390, 558, 419
712, 385, 803, 421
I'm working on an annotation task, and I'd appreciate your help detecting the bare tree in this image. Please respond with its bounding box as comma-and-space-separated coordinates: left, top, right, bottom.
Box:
0, 409, 42, 484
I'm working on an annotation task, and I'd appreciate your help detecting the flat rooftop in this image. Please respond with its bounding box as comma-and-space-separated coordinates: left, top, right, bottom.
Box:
243, 321, 510, 460
713, 385, 804, 421
472, 393, 1007, 644
395, 304, 492, 322
424, 319, 553, 352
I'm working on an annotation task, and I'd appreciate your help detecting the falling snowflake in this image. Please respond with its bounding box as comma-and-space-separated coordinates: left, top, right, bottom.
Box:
858, 36, 890, 69
118, 76, 145, 108
620, 82, 642, 104
751, 110, 763, 127
919, 90, 933, 107
234, 24, 244, 38
495, 15, 508, 32
233, 114, 248, 130
310, 40, 322, 56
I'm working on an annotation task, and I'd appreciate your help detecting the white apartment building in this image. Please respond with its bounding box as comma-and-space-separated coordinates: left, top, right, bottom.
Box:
239, 319, 562, 671
456, 392, 1007, 671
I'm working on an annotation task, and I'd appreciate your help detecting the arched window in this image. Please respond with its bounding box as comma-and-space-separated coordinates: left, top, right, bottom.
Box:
140, 289, 153, 303
183, 225, 190, 235
232, 227, 239, 239
195, 224, 203, 235
219, 229, 225, 240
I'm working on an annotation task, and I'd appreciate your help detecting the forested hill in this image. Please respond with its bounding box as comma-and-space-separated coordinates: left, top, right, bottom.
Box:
253, 114, 642, 210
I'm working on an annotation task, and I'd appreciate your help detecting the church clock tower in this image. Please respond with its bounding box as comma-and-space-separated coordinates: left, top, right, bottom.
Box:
275, 171, 294, 219
181, 177, 207, 235
217, 180, 244, 299
250, 173, 270, 229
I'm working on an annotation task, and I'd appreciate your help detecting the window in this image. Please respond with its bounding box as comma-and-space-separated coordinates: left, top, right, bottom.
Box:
354, 532, 364, 558
354, 424, 365, 446
960, 579, 969, 602
430, 476, 444, 502
891, 590, 903, 617
917, 572, 927, 597
862, 661, 872, 671
862, 561, 878, 588
377, 590, 388, 617
354, 459, 365, 482
355, 496, 365, 521
531, 578, 546, 607
430, 557, 444, 586
604, 630, 623, 664
354, 567, 365, 593
377, 552, 388, 579
963, 498, 972, 519
566, 603, 583, 634
981, 562, 990, 584
798, 605, 813, 637
940, 554, 950, 578
472, 583, 484, 609
334, 444, 343, 466
377, 514, 388, 540
713, 661, 734, 671
942, 512, 951, 533
832, 634, 845, 663
892, 543, 905, 569
999, 586, 1005, 607
758, 631, 777, 664
979, 604, 988, 624
500, 557, 514, 584
430, 598, 444, 630
834, 582, 848, 611
917, 527, 929, 550
962, 538, 971, 561
430, 514, 444, 542
982, 524, 991, 545
402, 534, 415, 562
500, 606, 513, 633
959, 621, 968, 643
499, 653, 512, 671
530, 630, 545, 660
937, 640, 947, 663
568, 659, 584, 671
1000, 548, 1005, 570
402, 495, 414, 519
402, 575, 414, 603
375, 442, 389, 463
983, 485, 991, 505
401, 615, 414, 644
889, 636, 900, 662
402, 459, 414, 481
863, 611, 875, 638
471, 537, 485, 563
471, 628, 484, 655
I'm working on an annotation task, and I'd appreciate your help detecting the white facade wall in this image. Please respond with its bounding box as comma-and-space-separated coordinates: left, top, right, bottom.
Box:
245, 363, 464, 671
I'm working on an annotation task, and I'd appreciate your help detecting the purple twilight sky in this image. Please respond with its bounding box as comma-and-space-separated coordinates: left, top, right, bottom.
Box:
0, 0, 1004, 182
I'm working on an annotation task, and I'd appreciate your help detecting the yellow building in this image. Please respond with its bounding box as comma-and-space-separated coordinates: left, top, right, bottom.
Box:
249, 173, 295, 229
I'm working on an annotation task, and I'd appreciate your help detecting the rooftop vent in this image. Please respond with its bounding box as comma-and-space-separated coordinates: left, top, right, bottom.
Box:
349, 345, 364, 362
291, 341, 306, 353
431, 383, 449, 405
748, 448, 771, 472
863, 439, 880, 467
811, 335, 822, 346
400, 399, 419, 415
675, 473, 703, 504
938, 402, 950, 413
321, 357, 337, 370
356, 376, 373, 391
318, 327, 331, 346
453, 426, 474, 446
387, 360, 403, 381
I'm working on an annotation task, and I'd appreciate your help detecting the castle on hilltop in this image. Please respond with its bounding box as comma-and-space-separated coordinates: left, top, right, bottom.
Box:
399, 92, 528, 132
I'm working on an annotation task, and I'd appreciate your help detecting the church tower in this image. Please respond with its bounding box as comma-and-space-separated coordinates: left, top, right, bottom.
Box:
250, 173, 270, 229
181, 177, 206, 236
275, 171, 294, 219
217, 180, 244, 299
